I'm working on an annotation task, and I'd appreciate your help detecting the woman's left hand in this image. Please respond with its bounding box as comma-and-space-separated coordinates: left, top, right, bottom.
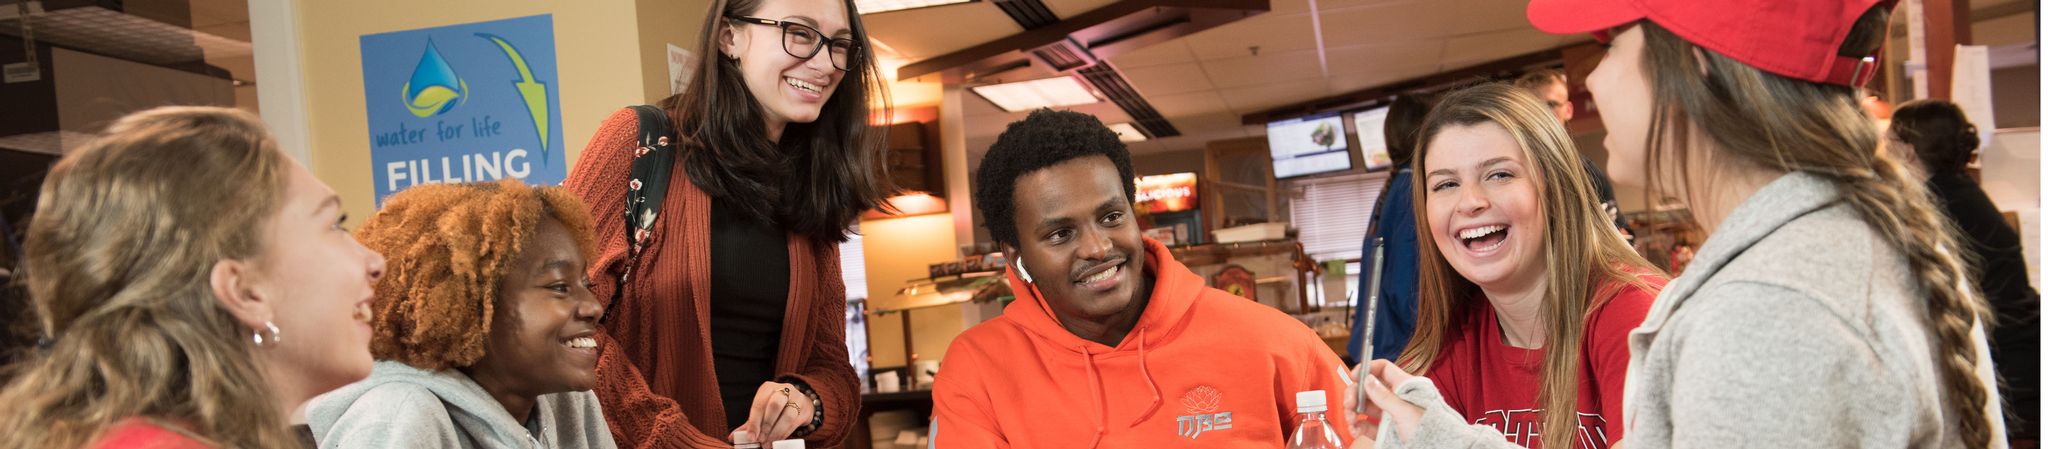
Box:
734, 381, 815, 443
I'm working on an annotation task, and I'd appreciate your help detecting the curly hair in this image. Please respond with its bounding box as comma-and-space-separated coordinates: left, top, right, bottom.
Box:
1890, 99, 1981, 175
972, 109, 1135, 247
352, 179, 596, 370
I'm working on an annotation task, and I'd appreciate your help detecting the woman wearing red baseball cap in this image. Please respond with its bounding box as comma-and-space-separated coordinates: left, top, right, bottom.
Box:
1348, 1, 2008, 448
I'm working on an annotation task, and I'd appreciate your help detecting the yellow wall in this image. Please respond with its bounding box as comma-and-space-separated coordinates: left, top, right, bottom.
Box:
636, 0, 709, 103
292, 0, 702, 226
859, 213, 963, 367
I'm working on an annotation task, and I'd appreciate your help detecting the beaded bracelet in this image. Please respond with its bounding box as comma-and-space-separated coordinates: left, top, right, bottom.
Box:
790, 381, 824, 437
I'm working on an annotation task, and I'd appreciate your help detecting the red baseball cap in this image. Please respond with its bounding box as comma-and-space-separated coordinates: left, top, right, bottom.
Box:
1526, 0, 1893, 87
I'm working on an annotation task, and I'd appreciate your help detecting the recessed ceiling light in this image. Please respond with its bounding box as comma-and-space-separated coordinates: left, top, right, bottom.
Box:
855, 0, 977, 15
1107, 122, 1148, 142
969, 76, 1100, 112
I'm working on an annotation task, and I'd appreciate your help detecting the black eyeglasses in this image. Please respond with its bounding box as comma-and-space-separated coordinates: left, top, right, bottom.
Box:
727, 16, 860, 72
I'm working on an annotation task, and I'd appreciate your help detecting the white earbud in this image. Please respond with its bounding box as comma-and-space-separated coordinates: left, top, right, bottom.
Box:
1015, 258, 1035, 284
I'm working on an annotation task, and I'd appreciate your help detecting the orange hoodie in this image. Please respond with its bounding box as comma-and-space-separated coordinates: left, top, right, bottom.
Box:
932, 238, 1355, 448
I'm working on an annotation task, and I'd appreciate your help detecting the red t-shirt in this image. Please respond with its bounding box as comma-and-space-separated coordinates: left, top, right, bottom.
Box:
1422, 275, 1663, 449
89, 418, 214, 449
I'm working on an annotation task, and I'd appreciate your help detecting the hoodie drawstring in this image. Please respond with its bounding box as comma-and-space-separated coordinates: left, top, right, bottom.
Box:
1129, 326, 1163, 427
1083, 350, 1106, 449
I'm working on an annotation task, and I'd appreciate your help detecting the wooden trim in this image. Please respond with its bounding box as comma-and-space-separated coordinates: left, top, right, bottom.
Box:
1973, 1, 2034, 21
1240, 48, 1567, 125
1925, 0, 1972, 99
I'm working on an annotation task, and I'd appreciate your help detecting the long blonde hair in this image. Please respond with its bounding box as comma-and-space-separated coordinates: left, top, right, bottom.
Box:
1636, 7, 1995, 447
1399, 83, 1662, 449
0, 106, 298, 449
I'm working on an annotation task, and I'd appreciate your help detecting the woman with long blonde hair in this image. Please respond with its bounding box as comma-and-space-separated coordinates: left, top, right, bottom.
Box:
0, 106, 387, 448
1348, 83, 1666, 449
1522, 0, 2005, 447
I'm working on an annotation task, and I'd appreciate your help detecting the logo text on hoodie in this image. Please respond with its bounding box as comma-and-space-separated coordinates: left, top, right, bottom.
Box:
1175, 385, 1233, 439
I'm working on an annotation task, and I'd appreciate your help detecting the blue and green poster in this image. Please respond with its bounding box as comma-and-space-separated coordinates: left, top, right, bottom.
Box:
359, 14, 563, 205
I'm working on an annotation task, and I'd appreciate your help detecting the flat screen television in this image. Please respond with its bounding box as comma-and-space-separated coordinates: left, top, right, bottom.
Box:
1134, 172, 1198, 213
1267, 113, 1353, 179
1350, 106, 1394, 171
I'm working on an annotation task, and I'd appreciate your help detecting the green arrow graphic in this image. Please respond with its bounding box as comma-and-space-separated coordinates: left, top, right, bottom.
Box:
476, 33, 551, 163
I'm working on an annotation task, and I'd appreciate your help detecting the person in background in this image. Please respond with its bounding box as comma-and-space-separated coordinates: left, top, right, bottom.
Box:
1348, 84, 1667, 449
1519, 0, 2005, 446
564, 0, 893, 444
931, 109, 1353, 448
0, 106, 387, 448
1512, 69, 1633, 242
1352, 93, 1435, 364
308, 180, 617, 449
1890, 99, 2040, 444
1863, 89, 1896, 133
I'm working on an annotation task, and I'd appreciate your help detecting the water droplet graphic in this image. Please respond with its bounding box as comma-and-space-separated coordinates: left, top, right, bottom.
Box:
402, 39, 466, 118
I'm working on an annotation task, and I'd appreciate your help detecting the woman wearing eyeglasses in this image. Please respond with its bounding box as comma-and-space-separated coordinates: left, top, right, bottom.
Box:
563, 0, 892, 446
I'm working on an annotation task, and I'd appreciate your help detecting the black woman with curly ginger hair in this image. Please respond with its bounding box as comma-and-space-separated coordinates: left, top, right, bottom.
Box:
306, 180, 617, 449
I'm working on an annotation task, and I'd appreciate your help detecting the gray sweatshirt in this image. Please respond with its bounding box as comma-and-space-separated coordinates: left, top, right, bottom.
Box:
307, 361, 619, 449
1622, 172, 2006, 448
1374, 172, 2006, 449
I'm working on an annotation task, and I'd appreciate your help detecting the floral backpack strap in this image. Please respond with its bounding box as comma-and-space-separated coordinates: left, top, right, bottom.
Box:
608, 104, 675, 323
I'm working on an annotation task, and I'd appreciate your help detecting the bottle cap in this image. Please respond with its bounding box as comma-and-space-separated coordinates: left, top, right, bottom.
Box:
1295, 390, 1328, 413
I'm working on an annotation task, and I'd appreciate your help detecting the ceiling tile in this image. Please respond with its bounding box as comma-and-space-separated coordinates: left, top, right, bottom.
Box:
1109, 39, 1197, 68
1323, 40, 1444, 78
1153, 111, 1257, 152
1270, 0, 1313, 15
1170, 111, 1251, 132
865, 4, 1022, 60
1325, 64, 1439, 93
962, 95, 1129, 137
1118, 62, 1216, 96
1317, 1, 1457, 46
1316, 0, 1414, 11
1217, 80, 1330, 113
1440, 28, 1562, 69
1199, 49, 1325, 89
1146, 90, 1232, 117
1183, 12, 1318, 61
1449, 0, 1536, 36
963, 88, 1011, 116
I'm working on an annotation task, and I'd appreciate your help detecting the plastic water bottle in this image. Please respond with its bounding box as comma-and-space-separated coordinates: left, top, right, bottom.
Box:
1286, 390, 1344, 449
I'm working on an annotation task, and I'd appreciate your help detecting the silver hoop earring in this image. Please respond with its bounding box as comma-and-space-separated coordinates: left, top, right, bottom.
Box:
252, 321, 281, 347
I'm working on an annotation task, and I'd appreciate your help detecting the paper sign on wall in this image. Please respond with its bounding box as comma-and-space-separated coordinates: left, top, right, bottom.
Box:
359, 14, 565, 205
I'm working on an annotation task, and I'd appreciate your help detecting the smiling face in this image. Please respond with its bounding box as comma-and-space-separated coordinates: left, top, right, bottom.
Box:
249, 161, 386, 394
1005, 156, 1148, 325
1422, 122, 1548, 294
1585, 25, 1653, 188
464, 216, 604, 395
723, 0, 853, 133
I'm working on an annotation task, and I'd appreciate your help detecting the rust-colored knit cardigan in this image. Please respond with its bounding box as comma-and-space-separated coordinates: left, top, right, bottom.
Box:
566, 109, 859, 449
